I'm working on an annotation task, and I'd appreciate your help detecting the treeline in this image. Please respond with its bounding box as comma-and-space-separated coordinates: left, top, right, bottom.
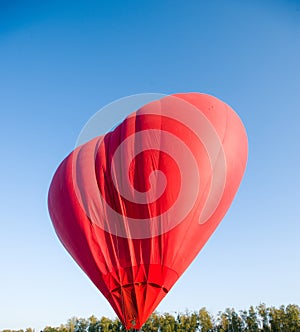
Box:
2, 304, 300, 332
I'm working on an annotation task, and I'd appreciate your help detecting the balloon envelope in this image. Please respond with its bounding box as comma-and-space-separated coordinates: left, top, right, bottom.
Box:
48, 93, 248, 329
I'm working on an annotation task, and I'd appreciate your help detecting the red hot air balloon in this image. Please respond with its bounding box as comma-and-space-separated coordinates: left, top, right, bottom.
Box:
48, 93, 248, 330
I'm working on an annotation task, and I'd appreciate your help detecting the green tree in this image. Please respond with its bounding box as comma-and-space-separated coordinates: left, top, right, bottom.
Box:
159, 313, 176, 332
230, 310, 244, 332
99, 317, 113, 332
176, 311, 199, 332
285, 304, 300, 332
240, 306, 259, 332
65, 317, 77, 332
111, 318, 126, 332
215, 308, 244, 332
269, 306, 285, 332
143, 312, 160, 332
43, 327, 59, 332
216, 311, 230, 332
257, 303, 271, 332
74, 318, 88, 332
87, 315, 100, 332
198, 307, 213, 332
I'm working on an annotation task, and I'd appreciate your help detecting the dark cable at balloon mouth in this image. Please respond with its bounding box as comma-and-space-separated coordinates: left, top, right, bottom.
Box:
111, 282, 169, 294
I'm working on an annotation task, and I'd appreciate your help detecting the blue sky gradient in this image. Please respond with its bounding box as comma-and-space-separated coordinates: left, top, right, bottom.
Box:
0, 1, 299, 330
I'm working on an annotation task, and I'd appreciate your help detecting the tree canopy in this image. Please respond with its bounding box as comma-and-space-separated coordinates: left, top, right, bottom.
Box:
2, 304, 300, 332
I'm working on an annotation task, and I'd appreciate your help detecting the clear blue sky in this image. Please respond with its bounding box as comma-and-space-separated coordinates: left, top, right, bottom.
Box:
0, 0, 299, 330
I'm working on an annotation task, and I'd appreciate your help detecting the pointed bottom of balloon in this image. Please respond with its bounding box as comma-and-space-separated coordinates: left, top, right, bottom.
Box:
111, 282, 168, 329
102, 264, 179, 330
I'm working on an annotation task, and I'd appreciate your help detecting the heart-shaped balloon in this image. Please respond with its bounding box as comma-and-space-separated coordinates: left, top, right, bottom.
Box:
48, 93, 248, 329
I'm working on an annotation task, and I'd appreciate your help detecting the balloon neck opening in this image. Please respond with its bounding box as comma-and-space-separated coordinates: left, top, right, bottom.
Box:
103, 264, 179, 330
